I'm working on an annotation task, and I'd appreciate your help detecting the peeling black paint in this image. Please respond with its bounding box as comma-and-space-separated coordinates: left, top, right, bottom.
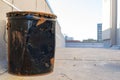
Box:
7, 12, 56, 75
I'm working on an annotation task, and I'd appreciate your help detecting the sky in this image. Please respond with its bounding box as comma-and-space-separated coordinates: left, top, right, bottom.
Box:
48, 0, 102, 41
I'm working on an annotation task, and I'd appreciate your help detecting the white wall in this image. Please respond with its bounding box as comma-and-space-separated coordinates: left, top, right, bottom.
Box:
55, 22, 65, 47
110, 0, 117, 45
0, 0, 12, 20
102, 29, 111, 40
117, 28, 120, 45
117, 0, 120, 45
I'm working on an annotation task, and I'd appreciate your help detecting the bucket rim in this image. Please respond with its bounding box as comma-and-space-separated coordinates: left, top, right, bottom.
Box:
6, 11, 57, 19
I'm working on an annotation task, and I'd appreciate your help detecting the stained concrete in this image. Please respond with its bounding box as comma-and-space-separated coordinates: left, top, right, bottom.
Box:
0, 48, 120, 80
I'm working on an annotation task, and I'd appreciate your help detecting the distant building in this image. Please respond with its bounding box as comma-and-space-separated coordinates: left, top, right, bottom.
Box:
65, 36, 74, 40
66, 39, 103, 48
82, 39, 97, 43
97, 23, 102, 42
66, 40, 81, 43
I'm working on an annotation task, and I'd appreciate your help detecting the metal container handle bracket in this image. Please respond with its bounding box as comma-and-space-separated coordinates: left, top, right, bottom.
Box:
3, 20, 12, 43
3, 24, 8, 43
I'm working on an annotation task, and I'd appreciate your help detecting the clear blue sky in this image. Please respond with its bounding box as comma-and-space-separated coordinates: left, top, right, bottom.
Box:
48, 0, 102, 41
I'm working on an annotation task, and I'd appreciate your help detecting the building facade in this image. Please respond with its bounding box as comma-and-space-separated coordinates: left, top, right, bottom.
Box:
65, 36, 74, 41
97, 23, 102, 42
102, 0, 120, 47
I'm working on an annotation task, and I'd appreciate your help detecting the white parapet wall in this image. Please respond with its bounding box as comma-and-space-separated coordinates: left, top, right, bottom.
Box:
55, 22, 65, 47
66, 42, 104, 48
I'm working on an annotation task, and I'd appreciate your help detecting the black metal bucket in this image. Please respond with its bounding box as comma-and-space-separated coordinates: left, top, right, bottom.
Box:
6, 11, 57, 75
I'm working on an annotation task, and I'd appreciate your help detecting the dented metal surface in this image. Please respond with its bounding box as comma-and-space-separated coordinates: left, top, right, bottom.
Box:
7, 11, 56, 75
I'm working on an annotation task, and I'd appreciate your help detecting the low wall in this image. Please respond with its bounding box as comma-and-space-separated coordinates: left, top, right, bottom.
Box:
66, 42, 104, 48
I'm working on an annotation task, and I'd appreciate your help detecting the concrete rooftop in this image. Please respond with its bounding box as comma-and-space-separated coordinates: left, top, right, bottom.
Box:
0, 48, 120, 80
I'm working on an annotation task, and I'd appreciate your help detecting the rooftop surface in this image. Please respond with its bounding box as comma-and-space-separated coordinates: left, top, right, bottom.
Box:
0, 48, 120, 80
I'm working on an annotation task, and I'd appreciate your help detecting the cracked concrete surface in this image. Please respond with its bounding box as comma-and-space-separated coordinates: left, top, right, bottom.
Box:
0, 48, 120, 80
